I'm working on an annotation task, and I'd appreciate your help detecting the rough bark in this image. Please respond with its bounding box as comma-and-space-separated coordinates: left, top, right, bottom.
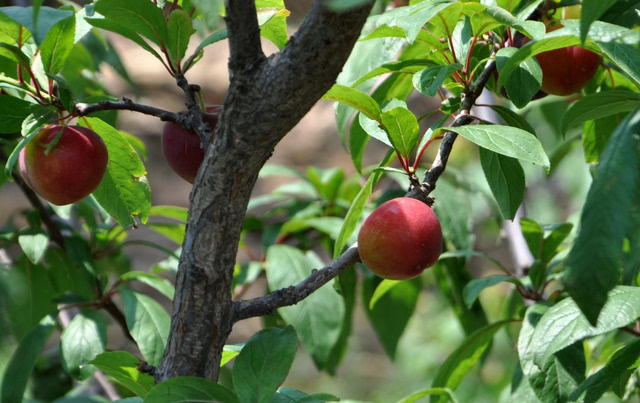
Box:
155, 0, 374, 382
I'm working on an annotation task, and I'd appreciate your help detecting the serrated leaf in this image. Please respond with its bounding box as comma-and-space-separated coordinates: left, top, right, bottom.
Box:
381, 106, 419, 159
0, 95, 32, 133
119, 289, 170, 366
166, 9, 194, 71
40, 14, 75, 74
431, 320, 514, 401
322, 84, 382, 123
120, 272, 175, 300
93, 0, 168, 46
561, 90, 640, 134
363, 275, 420, 359
0, 315, 56, 403
81, 118, 151, 227
463, 275, 522, 309
144, 376, 239, 403
564, 109, 640, 325
442, 124, 550, 171
232, 326, 298, 403
570, 337, 640, 403
89, 351, 155, 398
60, 310, 107, 380
265, 246, 344, 370
413, 63, 463, 97
479, 148, 525, 220
531, 286, 640, 366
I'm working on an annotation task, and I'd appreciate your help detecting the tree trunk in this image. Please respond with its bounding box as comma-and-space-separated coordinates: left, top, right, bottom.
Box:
155, 0, 374, 382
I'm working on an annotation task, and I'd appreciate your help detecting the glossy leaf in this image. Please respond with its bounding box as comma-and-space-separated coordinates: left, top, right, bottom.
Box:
265, 246, 344, 369
352, 59, 435, 87
463, 275, 522, 309
273, 387, 338, 403
442, 124, 550, 171
0, 315, 56, 403
232, 326, 298, 403
488, 104, 536, 135
362, 275, 420, 359
60, 310, 107, 380
258, 4, 289, 50
144, 377, 239, 403
93, 0, 168, 46
82, 118, 151, 227
581, 0, 617, 43
40, 14, 75, 74
119, 289, 170, 366
479, 147, 525, 220
89, 351, 155, 398
322, 84, 382, 123
560, 90, 640, 134
600, 43, 640, 87
376, 0, 457, 44
165, 9, 194, 71
381, 106, 419, 159
413, 63, 463, 97
0, 6, 73, 45
564, 109, 640, 325
496, 47, 543, 109
221, 345, 243, 367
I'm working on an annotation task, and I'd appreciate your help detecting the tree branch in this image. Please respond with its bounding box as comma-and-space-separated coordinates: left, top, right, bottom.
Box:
74, 97, 178, 123
225, 0, 265, 76
232, 245, 360, 322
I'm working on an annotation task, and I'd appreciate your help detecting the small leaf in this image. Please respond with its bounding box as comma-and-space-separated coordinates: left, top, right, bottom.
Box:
531, 286, 640, 366
81, 118, 151, 227
166, 9, 194, 71
89, 351, 155, 398
463, 275, 523, 309
495, 47, 542, 109
368, 279, 401, 310
352, 59, 435, 87
442, 125, 550, 171
322, 84, 382, 123
479, 147, 525, 220
273, 387, 339, 403
561, 90, 640, 134
93, 0, 168, 46
119, 289, 170, 366
564, 108, 640, 325
221, 345, 243, 367
258, 6, 289, 50
488, 105, 536, 135
119, 271, 175, 300
17, 228, 49, 263
381, 106, 419, 159
397, 388, 459, 403
149, 205, 188, 222
60, 310, 107, 380
520, 217, 543, 258
413, 63, 463, 97
146, 222, 185, 244
40, 14, 75, 74
0, 315, 56, 403
600, 43, 640, 88
232, 326, 298, 403
144, 377, 239, 403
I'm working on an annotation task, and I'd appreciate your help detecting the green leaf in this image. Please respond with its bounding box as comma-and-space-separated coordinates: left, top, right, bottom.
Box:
488, 105, 536, 135
89, 351, 155, 398
381, 106, 419, 159
191, 0, 223, 30
322, 84, 382, 123
561, 90, 640, 134
145, 222, 185, 244
564, 108, 640, 325
165, 9, 194, 71
599, 43, 640, 88
413, 63, 463, 97
265, 246, 345, 370
221, 345, 243, 367
82, 118, 151, 227
434, 178, 474, 251
397, 388, 459, 403
323, 267, 357, 375
377, 0, 458, 44
149, 205, 188, 221
431, 320, 514, 399
463, 275, 522, 309
279, 217, 344, 241
0, 95, 32, 133
258, 6, 289, 50
40, 14, 75, 74
17, 228, 49, 263
581, 0, 617, 44
519, 217, 543, 258
352, 59, 435, 88
442, 124, 550, 171
368, 279, 401, 310
119, 289, 170, 366
0, 6, 73, 45
570, 337, 640, 403
495, 47, 542, 109
531, 286, 640, 366
93, 0, 168, 46
479, 147, 525, 220
60, 310, 107, 381
232, 326, 298, 403
144, 377, 239, 403
0, 315, 56, 403
439, 250, 508, 273
5, 108, 56, 176
582, 114, 619, 163
541, 223, 573, 263
119, 271, 175, 300
273, 387, 339, 403
362, 275, 420, 359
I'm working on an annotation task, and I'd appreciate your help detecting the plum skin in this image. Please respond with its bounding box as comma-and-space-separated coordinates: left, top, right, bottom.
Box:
20, 125, 108, 206
357, 197, 443, 280
162, 105, 222, 183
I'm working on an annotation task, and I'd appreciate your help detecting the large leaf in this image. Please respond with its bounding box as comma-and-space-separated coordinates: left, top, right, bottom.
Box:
362, 275, 420, 359
0, 95, 32, 133
375, 0, 458, 44
495, 47, 542, 109
232, 326, 298, 403
89, 351, 155, 398
81, 118, 151, 227
441, 125, 550, 171
144, 377, 239, 403
431, 320, 514, 401
599, 42, 640, 88
0, 315, 56, 403
265, 246, 344, 370
560, 90, 640, 134
119, 289, 170, 366
479, 147, 525, 220
581, 0, 617, 43
0, 6, 73, 45
60, 310, 107, 380
413, 63, 463, 97
40, 14, 75, 74
93, 0, 168, 46
531, 286, 640, 366
564, 108, 640, 325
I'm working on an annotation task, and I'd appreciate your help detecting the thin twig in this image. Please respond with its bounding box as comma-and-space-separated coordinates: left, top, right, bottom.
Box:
74, 97, 178, 123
